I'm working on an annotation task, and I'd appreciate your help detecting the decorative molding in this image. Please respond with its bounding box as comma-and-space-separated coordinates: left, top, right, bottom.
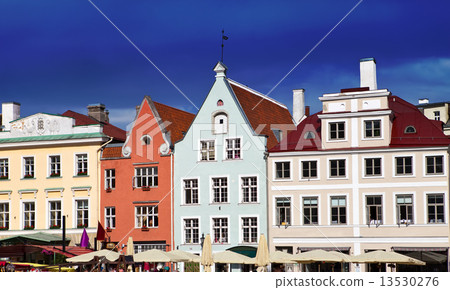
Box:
0, 190, 12, 199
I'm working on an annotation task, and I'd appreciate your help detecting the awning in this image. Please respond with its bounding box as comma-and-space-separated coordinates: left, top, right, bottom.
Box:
392, 247, 448, 252
298, 247, 351, 253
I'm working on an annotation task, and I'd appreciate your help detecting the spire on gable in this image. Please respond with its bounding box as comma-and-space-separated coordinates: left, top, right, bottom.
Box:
213, 61, 228, 78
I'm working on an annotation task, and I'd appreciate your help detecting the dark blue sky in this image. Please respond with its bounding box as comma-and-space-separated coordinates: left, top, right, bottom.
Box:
1, 0, 450, 129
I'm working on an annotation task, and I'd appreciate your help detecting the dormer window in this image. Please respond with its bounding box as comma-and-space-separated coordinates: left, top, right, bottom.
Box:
213, 112, 228, 134
141, 135, 152, 145
404, 126, 416, 134
304, 131, 315, 139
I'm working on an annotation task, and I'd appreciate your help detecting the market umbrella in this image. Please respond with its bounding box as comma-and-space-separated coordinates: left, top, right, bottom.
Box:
351, 250, 425, 266
254, 234, 270, 272
269, 251, 296, 264
201, 234, 213, 272
126, 236, 134, 256
80, 228, 89, 248
67, 249, 120, 263
293, 249, 351, 263
169, 250, 201, 263
213, 251, 255, 264
134, 249, 188, 263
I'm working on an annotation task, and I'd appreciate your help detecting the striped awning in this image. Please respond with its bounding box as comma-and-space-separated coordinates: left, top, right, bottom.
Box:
392, 247, 448, 252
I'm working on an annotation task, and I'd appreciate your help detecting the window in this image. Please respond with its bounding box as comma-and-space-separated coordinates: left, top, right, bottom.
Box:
49, 155, 61, 177
105, 207, 116, 229
426, 156, 444, 175
427, 194, 445, 223
0, 159, 9, 179
303, 197, 318, 225
75, 154, 88, 176
23, 202, 35, 229
141, 135, 151, 145
184, 218, 199, 244
330, 159, 346, 178
241, 176, 257, 203
330, 196, 346, 224
213, 113, 228, 134
184, 179, 199, 204
76, 200, 89, 228
301, 161, 317, 179
49, 201, 62, 228
396, 156, 413, 175
105, 169, 116, 189
242, 217, 258, 243
434, 111, 440, 121
365, 158, 382, 176
275, 161, 290, 179
396, 195, 413, 224
212, 217, 228, 243
275, 197, 291, 226
212, 177, 228, 203
136, 205, 158, 228
200, 141, 215, 161
135, 167, 158, 187
23, 157, 34, 178
366, 196, 382, 225
0, 203, 9, 230
329, 122, 345, 140
225, 138, 241, 160
364, 120, 381, 138
404, 126, 416, 134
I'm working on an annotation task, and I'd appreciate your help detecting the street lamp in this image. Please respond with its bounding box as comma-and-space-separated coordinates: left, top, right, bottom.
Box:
200, 233, 205, 249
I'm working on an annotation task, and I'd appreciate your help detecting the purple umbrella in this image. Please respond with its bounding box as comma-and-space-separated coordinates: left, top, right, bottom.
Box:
80, 228, 89, 248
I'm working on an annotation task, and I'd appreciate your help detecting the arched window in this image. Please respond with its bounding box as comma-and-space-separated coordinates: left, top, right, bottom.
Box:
141, 135, 152, 145
217, 99, 224, 106
213, 113, 228, 134
304, 131, 315, 139
404, 126, 416, 134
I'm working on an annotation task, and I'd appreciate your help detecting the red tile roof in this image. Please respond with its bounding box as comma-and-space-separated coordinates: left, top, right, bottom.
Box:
270, 95, 450, 153
152, 100, 195, 144
61, 110, 126, 142
229, 80, 294, 149
102, 146, 123, 159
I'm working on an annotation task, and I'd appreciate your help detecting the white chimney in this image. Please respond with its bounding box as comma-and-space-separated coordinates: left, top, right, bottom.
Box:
418, 98, 429, 105
293, 89, 305, 126
2, 102, 21, 131
360, 58, 377, 90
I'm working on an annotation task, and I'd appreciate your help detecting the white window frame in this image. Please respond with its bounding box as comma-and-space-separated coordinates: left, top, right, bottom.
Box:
423, 192, 447, 225
239, 175, 259, 203
105, 206, 116, 229
74, 153, 89, 176
224, 137, 243, 160
21, 200, 36, 229
182, 178, 200, 205
134, 166, 158, 188
47, 199, 62, 229
0, 157, 9, 179
199, 139, 216, 162
239, 215, 259, 244
362, 118, 383, 140
74, 198, 89, 228
362, 193, 385, 226
22, 156, 35, 178
362, 156, 384, 179
393, 192, 416, 225
105, 169, 116, 189
182, 217, 200, 245
272, 159, 293, 181
300, 195, 320, 226
47, 155, 61, 178
327, 157, 348, 179
299, 159, 320, 181
434, 111, 440, 121
326, 120, 347, 142
210, 175, 229, 204
327, 193, 349, 226
0, 201, 10, 230
393, 154, 415, 178
210, 215, 230, 244
135, 205, 158, 228
273, 195, 293, 226
423, 154, 446, 177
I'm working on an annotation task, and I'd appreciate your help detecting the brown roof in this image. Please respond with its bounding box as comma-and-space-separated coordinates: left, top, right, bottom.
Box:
61, 110, 126, 142
152, 100, 195, 144
102, 146, 123, 159
229, 80, 294, 149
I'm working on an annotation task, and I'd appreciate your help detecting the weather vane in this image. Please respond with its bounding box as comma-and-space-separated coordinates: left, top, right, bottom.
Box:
221, 30, 228, 63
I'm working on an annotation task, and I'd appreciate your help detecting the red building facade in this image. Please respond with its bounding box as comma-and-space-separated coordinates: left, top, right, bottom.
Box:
100, 97, 194, 253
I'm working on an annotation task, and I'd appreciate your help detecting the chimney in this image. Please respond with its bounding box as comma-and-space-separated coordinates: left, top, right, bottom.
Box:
360, 58, 377, 90
293, 89, 305, 126
87, 103, 109, 123
1, 102, 21, 131
418, 98, 429, 105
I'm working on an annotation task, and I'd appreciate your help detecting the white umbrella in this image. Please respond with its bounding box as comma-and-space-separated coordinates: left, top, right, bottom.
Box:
169, 250, 201, 263
351, 250, 425, 265
201, 234, 213, 272
134, 249, 188, 263
213, 251, 254, 264
66, 249, 120, 263
255, 234, 270, 272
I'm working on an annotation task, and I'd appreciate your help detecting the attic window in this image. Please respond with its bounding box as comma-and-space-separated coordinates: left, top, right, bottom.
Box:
217, 99, 224, 106
304, 131, 315, 139
141, 135, 152, 145
404, 126, 416, 134
213, 112, 228, 134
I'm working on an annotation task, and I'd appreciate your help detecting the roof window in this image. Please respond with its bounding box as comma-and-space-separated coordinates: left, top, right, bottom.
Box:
404, 126, 416, 134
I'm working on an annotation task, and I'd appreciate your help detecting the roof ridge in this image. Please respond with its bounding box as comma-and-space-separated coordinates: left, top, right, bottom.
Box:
228, 79, 288, 109
152, 100, 195, 116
